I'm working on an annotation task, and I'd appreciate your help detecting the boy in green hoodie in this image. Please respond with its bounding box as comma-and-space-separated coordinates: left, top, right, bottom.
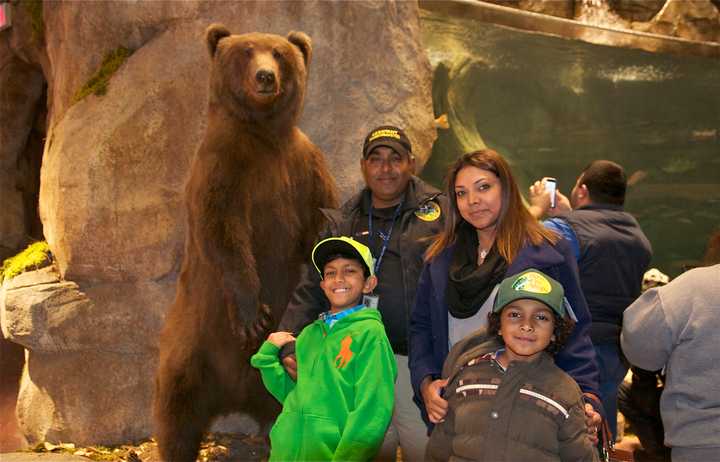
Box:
251, 236, 397, 461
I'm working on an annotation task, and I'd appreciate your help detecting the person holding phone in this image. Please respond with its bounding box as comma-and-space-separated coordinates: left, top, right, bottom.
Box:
528, 160, 652, 439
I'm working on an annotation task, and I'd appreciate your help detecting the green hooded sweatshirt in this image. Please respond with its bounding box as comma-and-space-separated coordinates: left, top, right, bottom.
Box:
251, 307, 397, 461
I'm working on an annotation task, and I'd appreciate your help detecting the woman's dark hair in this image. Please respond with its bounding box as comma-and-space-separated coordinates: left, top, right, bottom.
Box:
425, 149, 558, 263
487, 308, 576, 355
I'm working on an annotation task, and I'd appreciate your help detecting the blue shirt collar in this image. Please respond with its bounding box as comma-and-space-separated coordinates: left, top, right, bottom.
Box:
319, 303, 366, 329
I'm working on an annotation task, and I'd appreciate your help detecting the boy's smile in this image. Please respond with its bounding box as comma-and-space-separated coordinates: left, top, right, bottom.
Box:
320, 257, 376, 313
498, 298, 556, 367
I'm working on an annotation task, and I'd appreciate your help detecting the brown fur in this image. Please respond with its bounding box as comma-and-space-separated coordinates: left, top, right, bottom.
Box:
154, 24, 338, 462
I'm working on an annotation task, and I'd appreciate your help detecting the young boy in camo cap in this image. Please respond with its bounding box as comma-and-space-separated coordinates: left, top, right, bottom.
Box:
427, 269, 598, 462
251, 236, 396, 461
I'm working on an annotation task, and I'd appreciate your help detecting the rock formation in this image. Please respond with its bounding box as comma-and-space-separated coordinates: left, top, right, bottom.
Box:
0, 0, 434, 446
1, 0, 717, 448
484, 0, 720, 44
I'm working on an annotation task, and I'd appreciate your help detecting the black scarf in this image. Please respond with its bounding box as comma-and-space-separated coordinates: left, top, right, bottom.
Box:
446, 223, 508, 319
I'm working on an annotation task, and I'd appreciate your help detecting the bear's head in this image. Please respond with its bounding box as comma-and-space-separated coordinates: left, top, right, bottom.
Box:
205, 24, 312, 126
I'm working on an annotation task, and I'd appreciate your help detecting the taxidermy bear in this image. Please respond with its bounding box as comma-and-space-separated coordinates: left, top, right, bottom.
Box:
154, 24, 338, 462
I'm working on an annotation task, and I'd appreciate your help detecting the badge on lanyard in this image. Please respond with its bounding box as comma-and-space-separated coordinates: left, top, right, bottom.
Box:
415, 201, 441, 222
363, 294, 379, 309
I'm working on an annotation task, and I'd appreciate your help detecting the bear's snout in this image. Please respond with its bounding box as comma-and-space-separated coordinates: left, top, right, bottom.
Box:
255, 69, 276, 91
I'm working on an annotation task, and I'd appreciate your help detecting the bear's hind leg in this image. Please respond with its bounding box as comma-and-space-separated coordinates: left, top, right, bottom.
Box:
155, 362, 216, 462
155, 386, 214, 462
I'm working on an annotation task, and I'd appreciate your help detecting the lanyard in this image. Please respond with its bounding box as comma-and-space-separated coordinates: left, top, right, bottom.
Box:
319, 304, 366, 328
368, 200, 404, 275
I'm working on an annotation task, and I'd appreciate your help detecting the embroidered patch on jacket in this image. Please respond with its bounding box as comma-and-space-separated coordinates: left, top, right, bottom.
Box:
335, 335, 354, 369
414, 201, 441, 222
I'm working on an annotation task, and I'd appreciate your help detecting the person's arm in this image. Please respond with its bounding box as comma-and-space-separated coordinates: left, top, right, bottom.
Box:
559, 398, 600, 462
277, 232, 332, 378
552, 240, 601, 403
528, 180, 572, 219
544, 218, 581, 262
409, 263, 446, 426
332, 335, 397, 461
621, 288, 674, 371
250, 335, 297, 403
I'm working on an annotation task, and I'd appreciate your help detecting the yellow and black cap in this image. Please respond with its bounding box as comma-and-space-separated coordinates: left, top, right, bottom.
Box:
362, 125, 412, 159
312, 236, 375, 278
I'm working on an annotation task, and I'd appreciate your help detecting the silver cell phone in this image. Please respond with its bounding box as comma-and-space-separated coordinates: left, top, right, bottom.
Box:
543, 177, 557, 208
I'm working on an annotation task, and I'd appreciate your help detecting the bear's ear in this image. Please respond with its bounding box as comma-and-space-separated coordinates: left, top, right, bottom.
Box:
206, 23, 231, 57
287, 31, 312, 66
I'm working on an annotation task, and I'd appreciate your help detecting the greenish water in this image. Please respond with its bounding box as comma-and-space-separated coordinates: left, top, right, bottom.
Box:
419, 11, 720, 277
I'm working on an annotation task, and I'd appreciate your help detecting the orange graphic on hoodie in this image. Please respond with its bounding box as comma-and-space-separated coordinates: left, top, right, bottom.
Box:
335, 336, 354, 369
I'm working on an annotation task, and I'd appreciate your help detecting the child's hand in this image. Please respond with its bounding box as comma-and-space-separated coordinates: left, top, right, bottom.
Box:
267, 331, 296, 348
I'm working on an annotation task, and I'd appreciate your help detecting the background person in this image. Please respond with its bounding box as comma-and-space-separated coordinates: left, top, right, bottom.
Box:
278, 126, 447, 461
427, 269, 598, 462
409, 149, 602, 441
252, 237, 396, 461
617, 268, 671, 462
529, 160, 652, 438
621, 263, 720, 462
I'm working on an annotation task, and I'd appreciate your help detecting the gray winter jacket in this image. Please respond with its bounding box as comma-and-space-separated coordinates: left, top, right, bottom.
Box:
622, 264, 720, 461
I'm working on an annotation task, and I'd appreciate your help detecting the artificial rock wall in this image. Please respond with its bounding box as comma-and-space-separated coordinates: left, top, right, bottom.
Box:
0, 0, 434, 445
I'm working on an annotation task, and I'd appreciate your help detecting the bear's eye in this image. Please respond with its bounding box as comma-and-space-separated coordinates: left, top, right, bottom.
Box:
244, 47, 253, 57
272, 49, 283, 60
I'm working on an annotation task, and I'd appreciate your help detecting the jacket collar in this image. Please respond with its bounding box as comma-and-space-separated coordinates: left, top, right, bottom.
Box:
434, 240, 564, 276
429, 240, 564, 307
339, 176, 441, 216
446, 334, 555, 385
313, 306, 382, 331
575, 203, 624, 212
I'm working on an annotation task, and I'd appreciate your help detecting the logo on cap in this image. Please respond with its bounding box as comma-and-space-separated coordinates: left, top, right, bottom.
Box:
511, 272, 552, 294
368, 129, 401, 143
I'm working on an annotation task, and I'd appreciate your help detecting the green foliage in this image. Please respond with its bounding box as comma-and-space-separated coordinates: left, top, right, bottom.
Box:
22, 0, 44, 44
72, 46, 134, 104
0, 241, 52, 283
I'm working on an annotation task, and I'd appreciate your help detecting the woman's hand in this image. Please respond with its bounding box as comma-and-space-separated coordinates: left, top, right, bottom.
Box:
267, 331, 296, 348
584, 402, 602, 445
421, 377, 449, 423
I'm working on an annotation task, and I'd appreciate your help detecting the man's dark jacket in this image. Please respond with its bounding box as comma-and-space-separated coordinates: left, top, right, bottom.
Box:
563, 204, 652, 344
279, 176, 447, 355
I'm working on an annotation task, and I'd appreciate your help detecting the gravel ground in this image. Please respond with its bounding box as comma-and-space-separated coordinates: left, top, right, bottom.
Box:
0, 433, 270, 462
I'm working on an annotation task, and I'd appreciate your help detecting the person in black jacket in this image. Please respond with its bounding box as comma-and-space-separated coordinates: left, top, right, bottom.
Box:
529, 160, 652, 439
277, 125, 448, 461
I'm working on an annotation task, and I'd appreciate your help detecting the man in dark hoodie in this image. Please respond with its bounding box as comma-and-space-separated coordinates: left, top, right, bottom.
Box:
529, 160, 652, 439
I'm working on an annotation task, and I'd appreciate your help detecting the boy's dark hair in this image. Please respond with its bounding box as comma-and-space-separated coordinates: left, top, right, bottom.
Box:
580, 160, 627, 206
487, 308, 575, 355
323, 252, 372, 279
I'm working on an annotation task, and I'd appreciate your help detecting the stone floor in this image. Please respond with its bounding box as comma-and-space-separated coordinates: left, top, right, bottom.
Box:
0, 420, 650, 462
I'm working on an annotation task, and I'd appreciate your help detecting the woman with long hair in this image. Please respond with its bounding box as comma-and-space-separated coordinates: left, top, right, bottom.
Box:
409, 149, 601, 430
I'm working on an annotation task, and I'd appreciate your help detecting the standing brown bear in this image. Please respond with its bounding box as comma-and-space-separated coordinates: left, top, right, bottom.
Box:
154, 24, 338, 462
